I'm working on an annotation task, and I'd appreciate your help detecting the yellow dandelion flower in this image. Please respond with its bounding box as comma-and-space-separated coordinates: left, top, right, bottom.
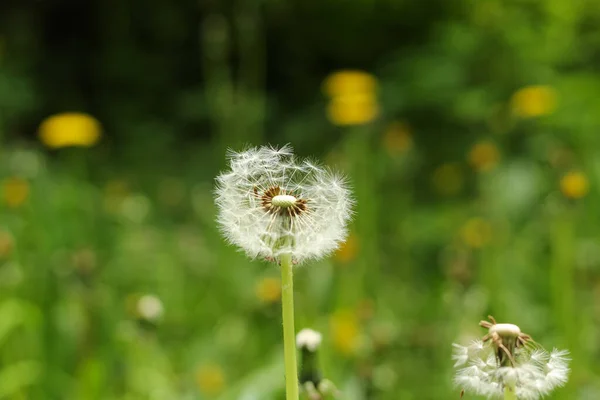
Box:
330, 309, 361, 356
461, 218, 493, 248
382, 122, 413, 156
2, 177, 29, 208
510, 85, 557, 118
255, 277, 281, 304
323, 70, 378, 98
38, 112, 101, 149
0, 231, 14, 259
323, 70, 379, 126
560, 171, 589, 199
431, 163, 464, 196
468, 141, 500, 172
196, 364, 225, 396
334, 233, 358, 264
326, 93, 379, 126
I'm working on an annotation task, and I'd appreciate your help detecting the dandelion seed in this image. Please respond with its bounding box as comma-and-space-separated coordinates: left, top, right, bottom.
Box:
453, 316, 570, 399
215, 144, 353, 264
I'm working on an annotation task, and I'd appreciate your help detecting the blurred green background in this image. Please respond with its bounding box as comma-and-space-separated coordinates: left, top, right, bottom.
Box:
1, 0, 600, 399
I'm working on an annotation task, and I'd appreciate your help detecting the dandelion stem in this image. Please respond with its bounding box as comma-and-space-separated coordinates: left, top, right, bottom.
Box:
280, 253, 299, 400
504, 385, 517, 400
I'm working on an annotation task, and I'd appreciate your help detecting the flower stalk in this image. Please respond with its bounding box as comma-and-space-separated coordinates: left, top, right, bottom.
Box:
280, 252, 299, 400
214, 145, 353, 400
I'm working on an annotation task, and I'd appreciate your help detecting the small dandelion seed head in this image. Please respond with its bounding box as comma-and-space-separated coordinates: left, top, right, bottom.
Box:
296, 328, 323, 352
215, 144, 354, 264
136, 294, 164, 322
453, 319, 570, 400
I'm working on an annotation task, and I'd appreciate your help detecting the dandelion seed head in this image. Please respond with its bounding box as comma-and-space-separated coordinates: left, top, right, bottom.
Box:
136, 294, 164, 322
296, 328, 323, 352
452, 340, 570, 399
215, 145, 353, 264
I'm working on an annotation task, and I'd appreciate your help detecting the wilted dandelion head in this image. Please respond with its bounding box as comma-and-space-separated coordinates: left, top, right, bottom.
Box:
215, 145, 353, 264
453, 316, 570, 399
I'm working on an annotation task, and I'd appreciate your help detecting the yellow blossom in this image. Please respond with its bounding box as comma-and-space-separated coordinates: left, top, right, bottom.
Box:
255, 277, 281, 304
330, 309, 361, 356
38, 112, 101, 149
2, 177, 29, 208
326, 93, 379, 126
196, 364, 225, 396
461, 218, 493, 248
560, 171, 589, 199
323, 70, 378, 98
468, 141, 500, 172
382, 122, 413, 156
0, 231, 14, 259
431, 163, 464, 196
335, 233, 358, 264
510, 85, 557, 118
323, 70, 379, 126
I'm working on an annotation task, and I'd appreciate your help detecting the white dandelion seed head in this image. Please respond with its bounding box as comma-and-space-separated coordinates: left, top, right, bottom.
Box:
296, 328, 323, 351
215, 144, 353, 264
452, 340, 485, 367
453, 340, 570, 399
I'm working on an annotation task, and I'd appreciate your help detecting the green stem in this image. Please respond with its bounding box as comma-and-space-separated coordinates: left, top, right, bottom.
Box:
280, 253, 299, 400
504, 386, 517, 400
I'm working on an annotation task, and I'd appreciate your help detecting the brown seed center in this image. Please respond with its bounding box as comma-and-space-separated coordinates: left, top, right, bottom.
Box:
254, 185, 308, 217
